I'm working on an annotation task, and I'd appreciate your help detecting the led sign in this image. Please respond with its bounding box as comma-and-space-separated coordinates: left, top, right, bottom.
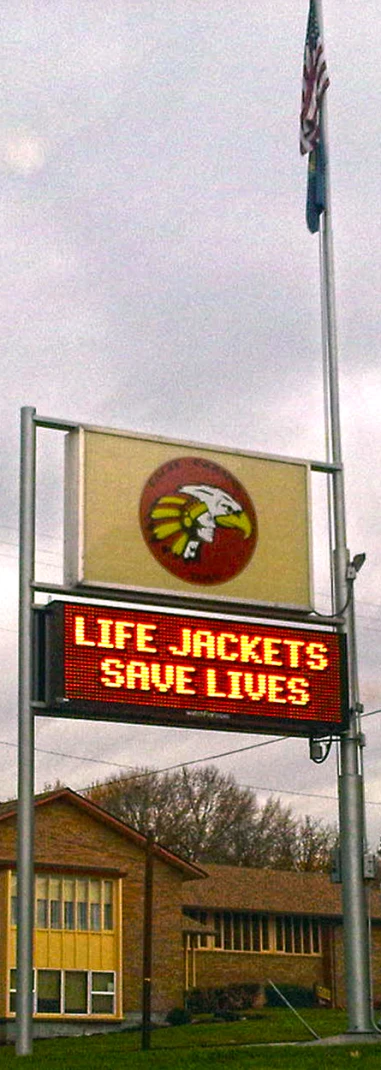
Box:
42, 602, 348, 737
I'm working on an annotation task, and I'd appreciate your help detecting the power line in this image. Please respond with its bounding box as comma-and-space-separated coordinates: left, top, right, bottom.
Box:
0, 734, 285, 772
1, 703, 381, 774
0, 739, 135, 770
238, 783, 381, 808
2, 734, 381, 809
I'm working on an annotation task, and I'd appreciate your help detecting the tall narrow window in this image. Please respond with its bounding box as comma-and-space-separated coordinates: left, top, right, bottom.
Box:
77, 880, 88, 930
302, 918, 311, 954
89, 880, 101, 931
312, 919, 320, 953
36, 877, 48, 929
233, 914, 242, 950
252, 915, 260, 951
103, 881, 113, 930
63, 879, 75, 930
293, 917, 302, 953
214, 912, 222, 949
11, 873, 17, 926
262, 916, 269, 950
275, 917, 284, 951
223, 912, 232, 950
50, 878, 61, 929
199, 910, 208, 948
242, 914, 251, 951
284, 916, 293, 953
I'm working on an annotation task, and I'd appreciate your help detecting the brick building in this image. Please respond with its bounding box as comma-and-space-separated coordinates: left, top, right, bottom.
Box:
1, 787, 381, 1040
183, 864, 381, 1009
0, 787, 204, 1040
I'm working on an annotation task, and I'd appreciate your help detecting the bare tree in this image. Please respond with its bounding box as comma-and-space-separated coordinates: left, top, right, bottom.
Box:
291, 814, 338, 871
86, 766, 337, 871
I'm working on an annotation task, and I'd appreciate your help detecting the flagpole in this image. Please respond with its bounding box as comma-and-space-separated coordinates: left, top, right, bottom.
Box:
314, 0, 373, 1034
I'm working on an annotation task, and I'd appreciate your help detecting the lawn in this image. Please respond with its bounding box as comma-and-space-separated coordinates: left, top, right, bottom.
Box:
1, 1010, 381, 1069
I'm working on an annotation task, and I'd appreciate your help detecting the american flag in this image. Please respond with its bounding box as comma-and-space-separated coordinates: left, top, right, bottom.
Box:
300, 0, 329, 156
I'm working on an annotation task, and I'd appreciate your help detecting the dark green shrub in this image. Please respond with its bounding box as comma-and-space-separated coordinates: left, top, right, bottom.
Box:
166, 1006, 192, 1026
265, 983, 315, 1008
186, 983, 262, 1015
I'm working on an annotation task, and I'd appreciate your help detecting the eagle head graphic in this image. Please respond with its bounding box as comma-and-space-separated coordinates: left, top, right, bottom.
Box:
149, 482, 253, 561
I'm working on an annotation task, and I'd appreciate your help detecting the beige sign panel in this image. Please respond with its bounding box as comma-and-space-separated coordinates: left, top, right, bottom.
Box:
64, 427, 313, 610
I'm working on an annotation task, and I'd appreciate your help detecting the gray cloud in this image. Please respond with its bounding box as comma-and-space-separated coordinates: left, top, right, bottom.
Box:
0, 1, 380, 844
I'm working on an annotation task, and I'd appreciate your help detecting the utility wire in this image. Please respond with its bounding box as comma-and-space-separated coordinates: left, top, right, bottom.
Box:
0, 733, 285, 771
1, 705, 381, 773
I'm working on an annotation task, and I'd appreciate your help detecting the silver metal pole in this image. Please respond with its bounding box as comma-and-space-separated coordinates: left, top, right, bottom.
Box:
16, 406, 36, 1055
314, 0, 372, 1032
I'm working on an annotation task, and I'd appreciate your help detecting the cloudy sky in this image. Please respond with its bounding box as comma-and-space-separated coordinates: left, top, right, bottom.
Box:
1, 1, 380, 847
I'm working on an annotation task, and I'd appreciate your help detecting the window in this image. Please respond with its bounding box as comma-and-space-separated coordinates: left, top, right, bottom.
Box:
37, 971, 61, 1014
36, 876, 48, 929
9, 969, 36, 1014
9, 970, 116, 1017
49, 879, 61, 929
210, 911, 270, 953
77, 880, 88, 930
185, 910, 321, 955
9, 969, 17, 1014
89, 880, 101, 931
274, 916, 321, 955
103, 881, 113, 930
11, 875, 115, 933
11, 874, 17, 927
183, 907, 208, 947
64, 879, 75, 930
91, 972, 115, 1014
65, 971, 87, 1014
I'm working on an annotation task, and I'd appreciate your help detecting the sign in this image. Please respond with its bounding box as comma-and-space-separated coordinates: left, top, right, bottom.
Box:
42, 602, 348, 737
64, 427, 312, 610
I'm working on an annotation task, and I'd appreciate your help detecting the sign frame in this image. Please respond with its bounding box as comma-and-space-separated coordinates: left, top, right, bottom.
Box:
64, 425, 314, 614
39, 600, 349, 739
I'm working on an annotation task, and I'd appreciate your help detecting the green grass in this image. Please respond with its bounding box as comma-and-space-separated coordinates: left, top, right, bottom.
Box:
1, 1010, 380, 1070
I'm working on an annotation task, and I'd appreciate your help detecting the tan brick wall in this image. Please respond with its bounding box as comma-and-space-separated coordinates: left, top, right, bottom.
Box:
191, 949, 325, 992
331, 922, 381, 1010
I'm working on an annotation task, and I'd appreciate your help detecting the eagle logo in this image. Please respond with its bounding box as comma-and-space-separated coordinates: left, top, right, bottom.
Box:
140, 458, 257, 586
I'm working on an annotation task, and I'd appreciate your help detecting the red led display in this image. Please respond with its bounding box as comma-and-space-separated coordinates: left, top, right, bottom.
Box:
44, 602, 348, 737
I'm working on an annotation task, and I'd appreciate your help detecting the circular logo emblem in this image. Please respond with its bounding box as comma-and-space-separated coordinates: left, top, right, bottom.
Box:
139, 456, 258, 586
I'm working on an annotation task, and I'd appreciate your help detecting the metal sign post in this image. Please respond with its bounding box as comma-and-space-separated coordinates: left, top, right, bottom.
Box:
318, 53, 373, 1027
17, 406, 36, 1056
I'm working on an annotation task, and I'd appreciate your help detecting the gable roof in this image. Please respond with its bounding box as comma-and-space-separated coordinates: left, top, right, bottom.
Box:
0, 787, 205, 883
183, 863, 381, 919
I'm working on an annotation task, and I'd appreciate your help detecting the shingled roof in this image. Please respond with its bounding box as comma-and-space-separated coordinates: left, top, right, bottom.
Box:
183, 863, 381, 919
0, 787, 206, 883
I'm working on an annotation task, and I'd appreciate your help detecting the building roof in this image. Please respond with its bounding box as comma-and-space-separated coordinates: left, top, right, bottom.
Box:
183, 863, 381, 919
0, 787, 206, 883
182, 916, 217, 935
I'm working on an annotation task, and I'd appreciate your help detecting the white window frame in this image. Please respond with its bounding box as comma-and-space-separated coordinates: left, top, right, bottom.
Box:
9, 969, 116, 1017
